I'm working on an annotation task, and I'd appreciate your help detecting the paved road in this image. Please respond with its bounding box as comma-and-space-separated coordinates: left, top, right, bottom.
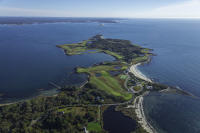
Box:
124, 74, 144, 94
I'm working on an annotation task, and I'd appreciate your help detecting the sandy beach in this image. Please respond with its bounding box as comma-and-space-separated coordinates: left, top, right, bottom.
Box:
129, 63, 152, 83
129, 64, 156, 133
0, 102, 16, 107
133, 92, 157, 133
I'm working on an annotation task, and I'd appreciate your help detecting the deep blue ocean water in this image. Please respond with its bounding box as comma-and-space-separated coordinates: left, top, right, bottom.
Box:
0, 18, 200, 132
0, 22, 115, 102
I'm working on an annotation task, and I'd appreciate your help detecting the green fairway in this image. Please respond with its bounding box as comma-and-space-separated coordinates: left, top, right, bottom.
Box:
87, 122, 102, 132
120, 75, 128, 80
57, 40, 96, 55
77, 64, 132, 100
104, 50, 123, 59
57, 44, 88, 55
132, 55, 149, 64
77, 65, 116, 73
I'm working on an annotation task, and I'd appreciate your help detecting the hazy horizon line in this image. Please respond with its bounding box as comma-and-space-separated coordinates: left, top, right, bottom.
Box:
0, 16, 200, 19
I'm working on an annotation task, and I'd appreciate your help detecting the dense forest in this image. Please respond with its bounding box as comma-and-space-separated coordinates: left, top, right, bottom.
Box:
87, 35, 151, 63
0, 84, 124, 133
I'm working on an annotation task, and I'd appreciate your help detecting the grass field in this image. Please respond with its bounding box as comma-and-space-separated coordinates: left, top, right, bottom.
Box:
132, 55, 149, 64
133, 85, 142, 91
57, 42, 88, 55
120, 75, 128, 80
87, 122, 102, 132
104, 50, 123, 59
57, 39, 125, 60
77, 64, 132, 100
77, 65, 116, 73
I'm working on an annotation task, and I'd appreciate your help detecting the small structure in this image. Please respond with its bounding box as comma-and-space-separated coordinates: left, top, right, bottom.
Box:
96, 96, 101, 101
84, 127, 89, 133
147, 86, 153, 90
124, 70, 129, 74
57, 111, 65, 115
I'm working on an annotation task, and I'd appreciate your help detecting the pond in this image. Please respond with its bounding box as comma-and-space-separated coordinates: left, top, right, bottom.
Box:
103, 106, 137, 133
109, 71, 121, 76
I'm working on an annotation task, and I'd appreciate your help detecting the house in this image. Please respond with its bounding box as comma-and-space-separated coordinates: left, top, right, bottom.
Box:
147, 86, 153, 90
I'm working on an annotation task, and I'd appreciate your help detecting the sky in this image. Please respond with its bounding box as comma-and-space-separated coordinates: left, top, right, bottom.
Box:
0, 0, 200, 18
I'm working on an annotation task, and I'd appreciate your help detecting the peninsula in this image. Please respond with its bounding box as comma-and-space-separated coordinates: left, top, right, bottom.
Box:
0, 35, 192, 133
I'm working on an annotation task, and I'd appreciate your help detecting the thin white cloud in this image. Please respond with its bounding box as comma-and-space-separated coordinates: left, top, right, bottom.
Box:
0, 7, 75, 17
132, 0, 200, 18
0, 0, 200, 18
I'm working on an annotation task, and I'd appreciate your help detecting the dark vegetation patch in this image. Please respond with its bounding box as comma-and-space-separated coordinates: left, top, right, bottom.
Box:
95, 73, 101, 77
87, 35, 152, 63
109, 70, 122, 76
0, 85, 121, 132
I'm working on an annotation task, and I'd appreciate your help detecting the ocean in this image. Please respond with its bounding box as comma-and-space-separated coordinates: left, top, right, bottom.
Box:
0, 18, 200, 132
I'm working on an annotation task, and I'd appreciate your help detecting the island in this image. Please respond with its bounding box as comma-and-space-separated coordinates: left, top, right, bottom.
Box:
0, 17, 118, 25
0, 35, 193, 133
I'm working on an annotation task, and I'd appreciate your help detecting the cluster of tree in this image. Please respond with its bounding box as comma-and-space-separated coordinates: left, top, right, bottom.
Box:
87, 35, 146, 62
0, 83, 123, 132
0, 93, 77, 132
0, 86, 79, 132
31, 107, 98, 133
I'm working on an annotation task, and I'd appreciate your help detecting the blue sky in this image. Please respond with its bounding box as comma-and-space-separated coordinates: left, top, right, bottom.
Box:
0, 0, 200, 18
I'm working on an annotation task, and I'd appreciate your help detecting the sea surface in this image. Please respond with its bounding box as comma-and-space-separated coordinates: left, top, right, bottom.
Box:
0, 18, 200, 132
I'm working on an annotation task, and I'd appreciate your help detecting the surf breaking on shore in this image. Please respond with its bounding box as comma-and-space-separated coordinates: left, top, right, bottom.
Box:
129, 63, 152, 83
129, 63, 157, 133
133, 92, 157, 133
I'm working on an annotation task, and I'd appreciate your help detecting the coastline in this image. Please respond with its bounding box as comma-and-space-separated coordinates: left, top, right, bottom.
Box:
129, 63, 152, 83
134, 91, 157, 133
0, 89, 59, 107
129, 63, 157, 133
0, 102, 16, 107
